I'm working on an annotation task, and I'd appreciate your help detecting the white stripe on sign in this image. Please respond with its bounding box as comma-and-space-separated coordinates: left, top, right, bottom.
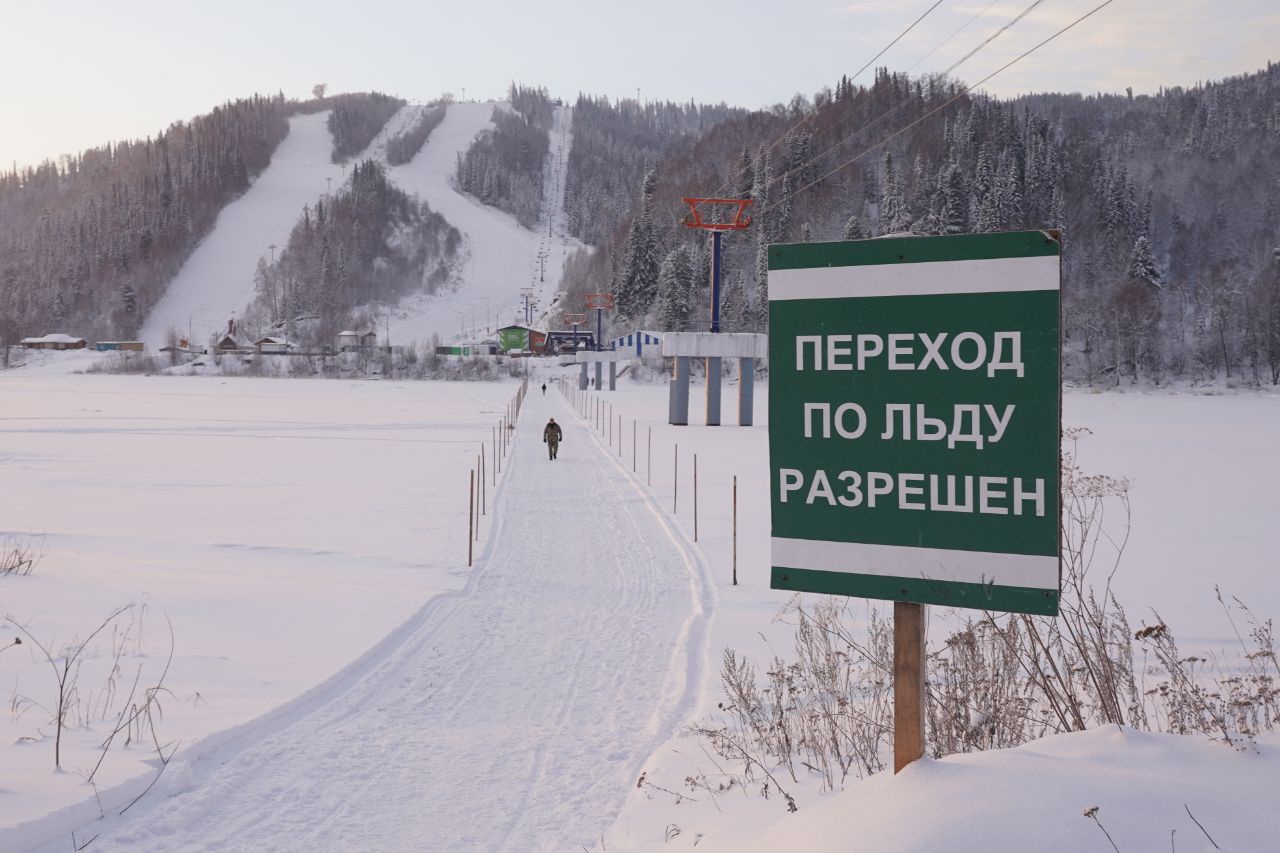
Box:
769, 255, 1059, 301
771, 537, 1058, 590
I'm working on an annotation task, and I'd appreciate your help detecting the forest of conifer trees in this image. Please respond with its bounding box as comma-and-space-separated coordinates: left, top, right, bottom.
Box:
243, 160, 460, 346
562, 65, 1280, 385
455, 84, 554, 228
0, 94, 293, 344
0, 92, 410, 346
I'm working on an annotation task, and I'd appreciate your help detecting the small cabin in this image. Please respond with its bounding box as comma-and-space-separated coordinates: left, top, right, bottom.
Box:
496, 324, 547, 355
21, 334, 87, 350
254, 337, 295, 355
338, 330, 378, 350
95, 341, 145, 352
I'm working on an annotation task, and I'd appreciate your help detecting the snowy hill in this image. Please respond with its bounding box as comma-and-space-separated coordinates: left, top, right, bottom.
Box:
137, 112, 347, 347
137, 100, 582, 351
383, 100, 583, 345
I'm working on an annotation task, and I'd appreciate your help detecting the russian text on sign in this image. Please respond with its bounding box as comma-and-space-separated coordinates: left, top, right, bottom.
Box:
778, 468, 1047, 517
795, 332, 1025, 377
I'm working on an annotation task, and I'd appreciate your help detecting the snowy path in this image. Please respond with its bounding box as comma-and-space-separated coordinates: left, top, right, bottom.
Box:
63, 386, 709, 852
386, 102, 582, 344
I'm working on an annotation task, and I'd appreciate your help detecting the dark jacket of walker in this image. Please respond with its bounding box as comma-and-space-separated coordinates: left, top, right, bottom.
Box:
543, 422, 563, 443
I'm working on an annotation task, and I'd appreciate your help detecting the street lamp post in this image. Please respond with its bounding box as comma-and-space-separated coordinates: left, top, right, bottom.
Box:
187, 309, 203, 348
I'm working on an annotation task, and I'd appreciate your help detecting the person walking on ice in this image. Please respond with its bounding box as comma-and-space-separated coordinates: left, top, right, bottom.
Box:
543, 417, 563, 460
541, 383, 547, 395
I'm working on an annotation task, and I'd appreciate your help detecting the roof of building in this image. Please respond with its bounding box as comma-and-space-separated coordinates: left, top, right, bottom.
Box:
21, 333, 86, 344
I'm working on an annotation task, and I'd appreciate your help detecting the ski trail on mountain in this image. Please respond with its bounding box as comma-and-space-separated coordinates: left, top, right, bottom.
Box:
138, 100, 580, 351
385, 101, 583, 345
137, 113, 346, 348
53, 387, 708, 852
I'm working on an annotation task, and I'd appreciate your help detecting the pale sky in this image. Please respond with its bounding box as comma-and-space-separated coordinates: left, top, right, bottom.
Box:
2, 0, 1275, 170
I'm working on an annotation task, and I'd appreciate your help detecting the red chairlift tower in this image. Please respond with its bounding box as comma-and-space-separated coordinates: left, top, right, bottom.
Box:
584, 293, 614, 352
680, 198, 753, 333
563, 312, 587, 350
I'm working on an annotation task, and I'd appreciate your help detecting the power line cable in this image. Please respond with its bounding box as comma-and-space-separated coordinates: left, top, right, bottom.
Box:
906, 0, 1000, 73
760, 0, 1121, 217
691, 0, 951, 212
760, 0, 1048, 197
846, 0, 951, 88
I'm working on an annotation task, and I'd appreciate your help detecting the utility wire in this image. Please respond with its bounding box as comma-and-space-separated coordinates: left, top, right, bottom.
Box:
691, 0, 951, 212
846, 0, 951, 88
906, 0, 1000, 73
760, 0, 1049, 197
760, 0, 1121, 217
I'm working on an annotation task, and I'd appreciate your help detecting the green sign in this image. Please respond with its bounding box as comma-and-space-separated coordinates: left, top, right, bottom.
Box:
767, 231, 1061, 615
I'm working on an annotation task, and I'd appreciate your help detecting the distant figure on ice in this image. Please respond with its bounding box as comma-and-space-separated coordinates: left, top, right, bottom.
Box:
543, 418, 563, 460
541, 383, 547, 395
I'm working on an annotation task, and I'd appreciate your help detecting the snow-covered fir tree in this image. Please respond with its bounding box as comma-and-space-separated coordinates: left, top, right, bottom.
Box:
613, 169, 661, 322
657, 245, 694, 331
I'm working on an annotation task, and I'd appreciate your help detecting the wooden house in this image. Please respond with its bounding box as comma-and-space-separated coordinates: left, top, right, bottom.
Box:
254, 337, 295, 355
21, 334, 87, 350
213, 334, 248, 353
338, 330, 378, 350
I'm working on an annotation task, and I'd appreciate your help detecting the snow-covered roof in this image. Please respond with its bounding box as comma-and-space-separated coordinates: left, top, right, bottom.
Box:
254, 337, 293, 345
21, 334, 86, 344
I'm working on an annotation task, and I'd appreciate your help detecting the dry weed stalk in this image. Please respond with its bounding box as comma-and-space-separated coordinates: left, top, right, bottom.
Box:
2, 534, 46, 576
695, 427, 1276, 807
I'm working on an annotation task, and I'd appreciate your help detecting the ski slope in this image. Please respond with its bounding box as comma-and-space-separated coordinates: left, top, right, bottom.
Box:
385, 101, 582, 345
137, 112, 347, 348
30, 382, 709, 852
137, 100, 581, 351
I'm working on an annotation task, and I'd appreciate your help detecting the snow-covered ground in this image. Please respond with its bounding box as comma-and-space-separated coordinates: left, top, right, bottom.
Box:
695, 726, 1280, 852
3, 365, 1278, 850
541, 375, 1280, 850
384, 101, 584, 345
13, 379, 709, 852
0, 373, 521, 847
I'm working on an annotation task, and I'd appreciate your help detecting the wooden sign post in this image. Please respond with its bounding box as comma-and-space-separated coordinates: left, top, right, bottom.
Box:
893, 601, 926, 773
